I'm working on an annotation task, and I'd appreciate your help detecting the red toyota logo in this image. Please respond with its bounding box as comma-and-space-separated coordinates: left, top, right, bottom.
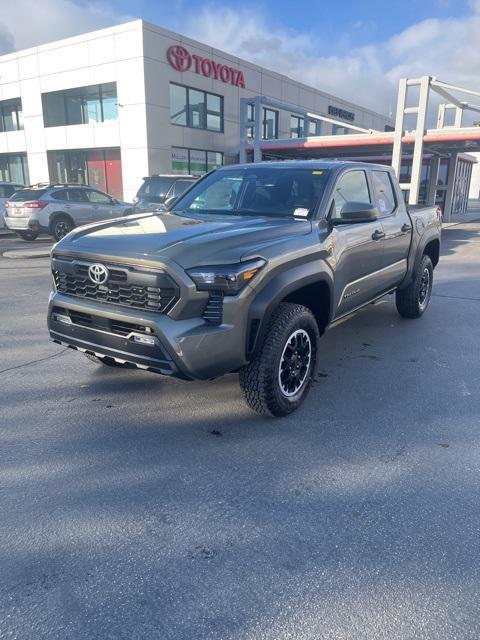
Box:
167, 45, 192, 72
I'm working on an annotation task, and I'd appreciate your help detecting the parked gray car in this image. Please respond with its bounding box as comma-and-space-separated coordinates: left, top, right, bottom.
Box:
4, 184, 133, 241
0, 182, 24, 229
48, 161, 441, 416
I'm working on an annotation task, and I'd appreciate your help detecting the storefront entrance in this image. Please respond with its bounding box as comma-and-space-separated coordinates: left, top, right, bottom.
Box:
47, 148, 123, 199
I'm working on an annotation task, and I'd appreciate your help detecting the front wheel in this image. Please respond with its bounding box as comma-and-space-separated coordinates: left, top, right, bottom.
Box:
239, 302, 319, 417
396, 254, 433, 318
16, 230, 39, 242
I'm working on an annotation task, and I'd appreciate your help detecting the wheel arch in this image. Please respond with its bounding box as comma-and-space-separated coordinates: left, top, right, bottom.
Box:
49, 211, 75, 235
423, 238, 440, 268
246, 263, 333, 360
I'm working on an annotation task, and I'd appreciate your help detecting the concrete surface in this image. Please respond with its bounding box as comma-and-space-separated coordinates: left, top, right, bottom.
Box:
0, 223, 479, 639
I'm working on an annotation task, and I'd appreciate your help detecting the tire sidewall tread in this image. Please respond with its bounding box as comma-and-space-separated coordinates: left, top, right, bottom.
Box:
239, 302, 320, 417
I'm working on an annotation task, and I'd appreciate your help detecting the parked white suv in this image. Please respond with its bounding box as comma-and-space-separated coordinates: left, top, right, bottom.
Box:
0, 182, 24, 229
4, 184, 133, 241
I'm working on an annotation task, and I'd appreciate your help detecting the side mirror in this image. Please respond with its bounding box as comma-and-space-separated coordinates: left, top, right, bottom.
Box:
333, 201, 379, 224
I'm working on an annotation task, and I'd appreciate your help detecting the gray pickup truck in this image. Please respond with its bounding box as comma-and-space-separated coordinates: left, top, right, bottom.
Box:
48, 161, 441, 416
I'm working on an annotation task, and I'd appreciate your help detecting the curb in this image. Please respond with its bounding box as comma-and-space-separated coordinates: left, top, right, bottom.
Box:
2, 248, 51, 259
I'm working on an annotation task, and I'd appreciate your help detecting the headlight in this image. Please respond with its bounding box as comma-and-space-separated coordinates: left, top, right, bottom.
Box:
186, 259, 266, 295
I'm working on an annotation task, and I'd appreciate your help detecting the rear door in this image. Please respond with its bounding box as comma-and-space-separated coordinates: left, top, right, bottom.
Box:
328, 169, 385, 318
370, 169, 411, 288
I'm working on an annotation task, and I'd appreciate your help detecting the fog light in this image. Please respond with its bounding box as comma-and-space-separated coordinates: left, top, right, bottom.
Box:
132, 334, 155, 346
53, 313, 72, 325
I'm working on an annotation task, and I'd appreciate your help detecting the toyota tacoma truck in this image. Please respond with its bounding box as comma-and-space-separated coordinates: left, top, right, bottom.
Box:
47, 161, 441, 416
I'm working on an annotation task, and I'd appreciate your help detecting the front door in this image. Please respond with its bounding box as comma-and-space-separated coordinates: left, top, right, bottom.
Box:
84, 189, 116, 221
327, 169, 385, 318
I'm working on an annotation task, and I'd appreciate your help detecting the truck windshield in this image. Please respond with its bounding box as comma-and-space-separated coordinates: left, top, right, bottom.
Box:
171, 167, 331, 217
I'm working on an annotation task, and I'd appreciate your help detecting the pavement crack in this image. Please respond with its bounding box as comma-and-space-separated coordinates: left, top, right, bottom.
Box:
0, 348, 69, 375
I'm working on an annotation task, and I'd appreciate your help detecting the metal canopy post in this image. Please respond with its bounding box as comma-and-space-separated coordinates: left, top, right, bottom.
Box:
409, 76, 431, 205
391, 78, 407, 179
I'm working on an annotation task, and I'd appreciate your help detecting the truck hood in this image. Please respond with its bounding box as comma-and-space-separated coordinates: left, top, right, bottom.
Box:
56, 211, 312, 268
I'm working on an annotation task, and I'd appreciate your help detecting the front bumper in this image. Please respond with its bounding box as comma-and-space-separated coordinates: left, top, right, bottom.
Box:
47, 290, 251, 380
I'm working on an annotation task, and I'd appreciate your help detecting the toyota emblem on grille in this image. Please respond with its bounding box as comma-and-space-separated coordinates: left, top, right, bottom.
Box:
88, 264, 109, 285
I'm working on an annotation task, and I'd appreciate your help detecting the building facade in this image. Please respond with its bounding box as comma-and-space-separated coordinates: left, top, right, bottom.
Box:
0, 20, 392, 201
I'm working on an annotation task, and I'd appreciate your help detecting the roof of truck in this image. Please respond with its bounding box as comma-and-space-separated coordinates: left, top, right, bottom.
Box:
218, 160, 393, 171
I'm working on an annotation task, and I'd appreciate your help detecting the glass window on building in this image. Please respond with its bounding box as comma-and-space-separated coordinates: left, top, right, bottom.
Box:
247, 104, 255, 139
0, 98, 23, 132
47, 148, 123, 200
0, 153, 29, 184
172, 147, 224, 175
308, 119, 322, 136
189, 89, 205, 129
170, 84, 187, 126
263, 108, 278, 139
42, 83, 118, 127
290, 115, 304, 139
206, 94, 222, 132
170, 84, 223, 132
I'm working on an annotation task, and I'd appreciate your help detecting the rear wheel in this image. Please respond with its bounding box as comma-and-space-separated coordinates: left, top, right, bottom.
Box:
84, 353, 135, 368
396, 254, 433, 318
239, 302, 319, 417
51, 215, 74, 242
16, 230, 39, 242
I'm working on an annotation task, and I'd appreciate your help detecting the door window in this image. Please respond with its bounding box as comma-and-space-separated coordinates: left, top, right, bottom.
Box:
331, 170, 371, 219
371, 171, 396, 216
50, 189, 68, 201
85, 190, 111, 204
66, 189, 88, 202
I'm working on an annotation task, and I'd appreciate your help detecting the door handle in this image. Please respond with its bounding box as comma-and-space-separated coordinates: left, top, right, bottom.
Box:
401, 224, 412, 233
371, 230, 385, 241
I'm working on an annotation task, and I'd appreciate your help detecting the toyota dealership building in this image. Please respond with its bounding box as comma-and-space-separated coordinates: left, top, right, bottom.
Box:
0, 20, 393, 201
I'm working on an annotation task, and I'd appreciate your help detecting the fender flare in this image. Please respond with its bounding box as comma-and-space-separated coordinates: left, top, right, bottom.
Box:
399, 228, 441, 289
245, 262, 334, 359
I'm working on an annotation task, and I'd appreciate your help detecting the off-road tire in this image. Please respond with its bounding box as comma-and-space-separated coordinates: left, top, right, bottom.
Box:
239, 302, 319, 417
84, 352, 134, 368
16, 230, 39, 241
396, 254, 433, 319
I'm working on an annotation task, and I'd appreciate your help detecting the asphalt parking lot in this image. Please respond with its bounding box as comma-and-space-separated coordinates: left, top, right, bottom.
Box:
1, 221, 480, 640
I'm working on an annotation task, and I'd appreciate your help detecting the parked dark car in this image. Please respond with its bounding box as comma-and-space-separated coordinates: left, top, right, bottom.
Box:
48, 161, 441, 416
133, 175, 198, 212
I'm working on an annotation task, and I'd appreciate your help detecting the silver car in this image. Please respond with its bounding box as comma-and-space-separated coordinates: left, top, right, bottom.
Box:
4, 184, 133, 241
0, 182, 24, 229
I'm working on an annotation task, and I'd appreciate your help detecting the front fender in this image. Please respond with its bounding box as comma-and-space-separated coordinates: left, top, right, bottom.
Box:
246, 261, 334, 359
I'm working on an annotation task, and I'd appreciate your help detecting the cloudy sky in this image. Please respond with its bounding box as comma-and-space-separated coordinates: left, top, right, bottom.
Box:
0, 0, 479, 114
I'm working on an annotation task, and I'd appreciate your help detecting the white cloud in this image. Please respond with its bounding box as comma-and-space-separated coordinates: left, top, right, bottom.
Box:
0, 0, 131, 54
182, 3, 480, 115
2, 0, 480, 121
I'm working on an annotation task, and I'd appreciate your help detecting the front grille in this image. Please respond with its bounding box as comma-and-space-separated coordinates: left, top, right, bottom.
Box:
203, 291, 224, 325
52, 256, 179, 314
53, 307, 152, 338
